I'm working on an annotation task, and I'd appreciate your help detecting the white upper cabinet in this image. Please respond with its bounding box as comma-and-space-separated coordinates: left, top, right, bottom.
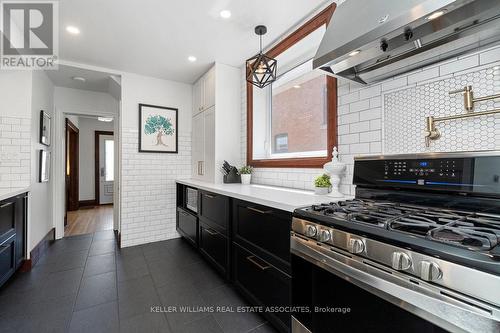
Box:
192, 67, 215, 116
191, 63, 241, 183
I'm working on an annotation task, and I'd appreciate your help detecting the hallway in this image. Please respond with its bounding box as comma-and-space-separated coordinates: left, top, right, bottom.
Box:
0, 232, 276, 333
65, 206, 113, 237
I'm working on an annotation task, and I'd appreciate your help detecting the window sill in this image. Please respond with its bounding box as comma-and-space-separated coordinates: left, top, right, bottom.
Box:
249, 156, 331, 168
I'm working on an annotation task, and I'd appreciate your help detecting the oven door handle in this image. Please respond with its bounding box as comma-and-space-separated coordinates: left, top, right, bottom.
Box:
291, 235, 500, 333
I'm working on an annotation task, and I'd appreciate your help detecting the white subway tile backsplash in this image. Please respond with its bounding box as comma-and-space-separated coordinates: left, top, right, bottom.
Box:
349, 121, 370, 133
0, 116, 30, 193
407, 67, 439, 84
359, 85, 381, 100
339, 91, 359, 105
480, 46, 500, 65
440, 55, 479, 76
120, 129, 191, 248
382, 77, 407, 91
350, 99, 370, 113
359, 108, 381, 121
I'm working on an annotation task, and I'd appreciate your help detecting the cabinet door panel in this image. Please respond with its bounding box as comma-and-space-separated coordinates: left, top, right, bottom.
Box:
193, 79, 203, 116
15, 195, 26, 268
199, 223, 227, 274
199, 190, 228, 231
233, 200, 291, 265
0, 199, 15, 242
0, 236, 16, 287
233, 243, 291, 331
204, 68, 215, 109
177, 208, 198, 247
192, 112, 205, 180
202, 106, 215, 182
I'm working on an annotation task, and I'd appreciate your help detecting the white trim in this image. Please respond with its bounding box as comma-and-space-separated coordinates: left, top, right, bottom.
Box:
53, 107, 121, 240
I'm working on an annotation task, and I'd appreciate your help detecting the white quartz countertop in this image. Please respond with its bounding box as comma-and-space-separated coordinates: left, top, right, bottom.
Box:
176, 179, 352, 212
0, 188, 30, 202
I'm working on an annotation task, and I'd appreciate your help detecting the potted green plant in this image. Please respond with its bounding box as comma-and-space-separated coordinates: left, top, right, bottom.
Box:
314, 174, 331, 195
239, 166, 253, 185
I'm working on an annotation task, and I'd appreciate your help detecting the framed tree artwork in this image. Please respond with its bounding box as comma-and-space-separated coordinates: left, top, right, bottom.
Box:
138, 104, 178, 153
40, 110, 51, 146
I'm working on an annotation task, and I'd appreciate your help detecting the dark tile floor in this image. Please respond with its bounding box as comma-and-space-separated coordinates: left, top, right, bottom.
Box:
0, 231, 278, 333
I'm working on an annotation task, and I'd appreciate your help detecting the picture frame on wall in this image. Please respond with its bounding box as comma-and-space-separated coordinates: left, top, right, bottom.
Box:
39, 150, 51, 182
40, 110, 51, 146
138, 103, 178, 153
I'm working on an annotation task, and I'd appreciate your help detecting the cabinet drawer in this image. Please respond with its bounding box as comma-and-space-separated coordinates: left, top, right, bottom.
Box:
0, 200, 16, 241
177, 208, 198, 247
233, 200, 291, 265
199, 191, 229, 231
199, 223, 228, 275
233, 243, 291, 332
0, 235, 16, 287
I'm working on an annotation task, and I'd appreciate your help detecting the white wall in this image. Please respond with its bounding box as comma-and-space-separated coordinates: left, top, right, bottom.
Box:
120, 72, 192, 247
29, 71, 55, 251
242, 44, 500, 194
77, 117, 114, 201
54, 87, 118, 116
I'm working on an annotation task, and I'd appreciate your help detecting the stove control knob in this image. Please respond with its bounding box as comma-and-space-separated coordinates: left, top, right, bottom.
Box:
420, 261, 442, 281
348, 238, 364, 254
391, 252, 412, 271
318, 229, 332, 242
305, 224, 317, 238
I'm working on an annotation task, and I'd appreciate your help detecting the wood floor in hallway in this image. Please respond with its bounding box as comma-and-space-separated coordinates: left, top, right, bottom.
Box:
65, 205, 113, 237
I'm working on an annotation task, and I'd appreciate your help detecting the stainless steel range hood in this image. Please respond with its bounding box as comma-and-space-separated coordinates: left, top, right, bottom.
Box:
313, 0, 500, 84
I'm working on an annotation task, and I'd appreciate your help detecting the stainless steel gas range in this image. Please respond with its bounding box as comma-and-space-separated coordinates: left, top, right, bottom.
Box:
290, 152, 500, 333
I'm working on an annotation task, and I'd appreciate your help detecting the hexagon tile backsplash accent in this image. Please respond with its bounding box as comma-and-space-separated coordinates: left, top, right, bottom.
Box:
384, 65, 500, 154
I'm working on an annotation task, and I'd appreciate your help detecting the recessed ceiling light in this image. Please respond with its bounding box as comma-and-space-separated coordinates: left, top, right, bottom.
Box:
293, 85, 301, 89
188, 56, 197, 62
220, 10, 231, 19
348, 50, 360, 57
426, 10, 446, 20
66, 25, 80, 35
72, 76, 86, 82
98, 117, 113, 122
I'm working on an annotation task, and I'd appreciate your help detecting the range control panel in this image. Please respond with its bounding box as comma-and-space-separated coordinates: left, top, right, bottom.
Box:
384, 159, 459, 178
353, 156, 484, 193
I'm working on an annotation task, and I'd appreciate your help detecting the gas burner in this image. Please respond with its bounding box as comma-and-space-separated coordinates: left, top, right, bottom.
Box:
428, 221, 500, 251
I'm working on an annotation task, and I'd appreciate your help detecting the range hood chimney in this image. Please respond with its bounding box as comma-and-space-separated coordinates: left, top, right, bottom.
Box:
313, 0, 500, 85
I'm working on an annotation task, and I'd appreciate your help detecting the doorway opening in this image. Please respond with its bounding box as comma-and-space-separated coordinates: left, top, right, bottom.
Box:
64, 116, 115, 237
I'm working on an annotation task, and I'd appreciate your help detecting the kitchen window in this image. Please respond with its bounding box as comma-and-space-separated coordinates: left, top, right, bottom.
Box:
247, 4, 337, 168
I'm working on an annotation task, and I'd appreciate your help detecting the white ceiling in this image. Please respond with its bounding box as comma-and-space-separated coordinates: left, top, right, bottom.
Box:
45, 64, 116, 93
59, 0, 330, 83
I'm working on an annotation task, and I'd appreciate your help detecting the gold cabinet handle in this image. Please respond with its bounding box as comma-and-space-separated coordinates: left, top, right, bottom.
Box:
0, 202, 13, 209
205, 228, 218, 236
247, 206, 273, 214
204, 193, 216, 199
246, 255, 271, 271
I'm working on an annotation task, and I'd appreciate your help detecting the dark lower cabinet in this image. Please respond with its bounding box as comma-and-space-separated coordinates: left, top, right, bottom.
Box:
0, 235, 16, 287
199, 190, 229, 230
233, 242, 291, 332
199, 222, 229, 276
176, 207, 198, 247
0, 193, 27, 288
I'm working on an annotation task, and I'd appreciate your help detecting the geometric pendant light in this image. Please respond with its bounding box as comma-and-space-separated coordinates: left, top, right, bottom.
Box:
246, 25, 277, 88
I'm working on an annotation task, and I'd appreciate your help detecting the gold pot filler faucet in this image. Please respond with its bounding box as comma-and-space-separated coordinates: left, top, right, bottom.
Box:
425, 85, 500, 147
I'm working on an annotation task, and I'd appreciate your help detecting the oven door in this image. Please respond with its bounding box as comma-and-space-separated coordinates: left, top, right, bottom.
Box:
291, 235, 500, 333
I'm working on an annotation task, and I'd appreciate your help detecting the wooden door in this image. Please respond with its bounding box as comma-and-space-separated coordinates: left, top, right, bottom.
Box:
65, 119, 79, 225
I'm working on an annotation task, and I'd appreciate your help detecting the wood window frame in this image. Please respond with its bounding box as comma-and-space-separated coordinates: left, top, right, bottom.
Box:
246, 3, 337, 168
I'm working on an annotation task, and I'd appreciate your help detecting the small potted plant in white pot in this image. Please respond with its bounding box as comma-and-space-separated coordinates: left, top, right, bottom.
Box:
239, 166, 253, 185
314, 174, 331, 195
